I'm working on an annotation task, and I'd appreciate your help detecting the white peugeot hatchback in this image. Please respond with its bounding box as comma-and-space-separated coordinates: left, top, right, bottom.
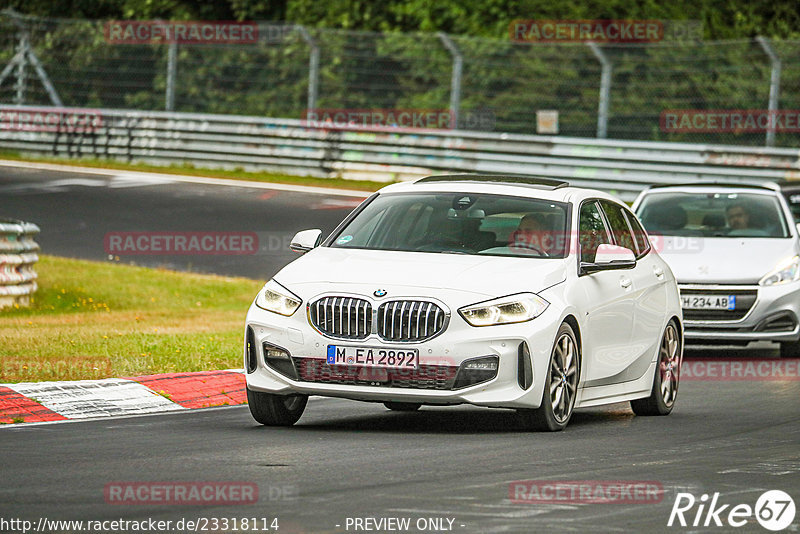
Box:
244, 175, 683, 431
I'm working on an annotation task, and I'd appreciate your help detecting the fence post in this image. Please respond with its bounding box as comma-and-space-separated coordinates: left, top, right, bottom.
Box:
0, 8, 62, 106
165, 41, 177, 111
438, 32, 462, 129
14, 31, 27, 105
296, 26, 319, 114
756, 36, 781, 148
588, 42, 611, 139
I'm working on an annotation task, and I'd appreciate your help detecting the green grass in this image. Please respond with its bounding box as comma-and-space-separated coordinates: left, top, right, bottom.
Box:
0, 255, 263, 382
0, 151, 388, 192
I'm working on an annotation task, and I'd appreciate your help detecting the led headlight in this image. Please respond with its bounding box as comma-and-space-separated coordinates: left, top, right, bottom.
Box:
759, 256, 800, 286
255, 279, 302, 316
459, 293, 549, 327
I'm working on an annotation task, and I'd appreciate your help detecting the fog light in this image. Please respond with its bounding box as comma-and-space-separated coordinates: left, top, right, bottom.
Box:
453, 356, 499, 389
263, 342, 298, 379
264, 347, 290, 360
464, 359, 498, 371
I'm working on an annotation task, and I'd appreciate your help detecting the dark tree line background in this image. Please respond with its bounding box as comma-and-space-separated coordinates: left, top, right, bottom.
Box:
1, 0, 798, 39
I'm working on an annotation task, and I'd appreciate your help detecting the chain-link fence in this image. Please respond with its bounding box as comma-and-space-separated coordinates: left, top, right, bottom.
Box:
1, 11, 799, 147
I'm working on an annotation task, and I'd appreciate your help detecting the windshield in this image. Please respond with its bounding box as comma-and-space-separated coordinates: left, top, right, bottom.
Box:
636, 191, 790, 238
329, 192, 570, 258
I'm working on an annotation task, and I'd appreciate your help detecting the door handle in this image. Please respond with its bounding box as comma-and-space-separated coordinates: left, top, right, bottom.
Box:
653, 266, 665, 279
620, 278, 632, 289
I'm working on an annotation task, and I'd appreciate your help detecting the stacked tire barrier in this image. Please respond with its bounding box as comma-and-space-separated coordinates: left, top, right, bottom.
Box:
0, 219, 40, 309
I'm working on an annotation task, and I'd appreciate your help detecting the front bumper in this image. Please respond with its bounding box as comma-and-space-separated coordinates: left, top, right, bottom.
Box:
681, 282, 800, 343
243, 300, 563, 410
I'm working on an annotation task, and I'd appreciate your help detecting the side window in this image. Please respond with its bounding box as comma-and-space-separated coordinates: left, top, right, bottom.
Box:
599, 200, 637, 253
579, 201, 612, 263
623, 209, 651, 258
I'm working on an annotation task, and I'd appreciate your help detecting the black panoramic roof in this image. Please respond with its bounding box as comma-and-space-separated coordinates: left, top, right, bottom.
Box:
416, 174, 569, 190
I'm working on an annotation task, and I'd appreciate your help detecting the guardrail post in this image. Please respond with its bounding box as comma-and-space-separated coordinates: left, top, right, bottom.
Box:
438, 32, 462, 129
0, 219, 40, 309
756, 36, 781, 148
588, 42, 611, 139
165, 41, 177, 111
296, 26, 319, 114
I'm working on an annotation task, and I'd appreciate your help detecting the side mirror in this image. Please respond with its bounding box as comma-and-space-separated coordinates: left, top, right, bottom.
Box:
580, 244, 636, 274
289, 229, 322, 254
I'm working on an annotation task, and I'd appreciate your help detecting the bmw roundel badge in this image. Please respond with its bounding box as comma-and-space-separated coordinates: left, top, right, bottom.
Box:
374, 289, 388, 297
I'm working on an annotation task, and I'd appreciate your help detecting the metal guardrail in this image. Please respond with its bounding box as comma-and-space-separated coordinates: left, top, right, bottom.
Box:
0, 218, 39, 309
0, 105, 799, 200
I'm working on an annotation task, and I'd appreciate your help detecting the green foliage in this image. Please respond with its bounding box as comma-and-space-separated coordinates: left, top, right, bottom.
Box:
0, 1, 798, 146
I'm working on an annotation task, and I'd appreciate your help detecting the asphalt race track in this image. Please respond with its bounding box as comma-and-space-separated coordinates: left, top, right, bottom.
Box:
1, 378, 798, 533
0, 163, 366, 280
1, 163, 799, 533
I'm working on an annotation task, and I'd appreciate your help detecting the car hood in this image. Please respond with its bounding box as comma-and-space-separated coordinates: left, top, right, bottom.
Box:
274, 247, 567, 299
656, 236, 798, 284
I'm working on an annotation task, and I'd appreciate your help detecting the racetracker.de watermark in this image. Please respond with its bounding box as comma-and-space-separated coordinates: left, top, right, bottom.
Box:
0, 357, 112, 380
0, 107, 102, 132
104, 232, 258, 255
681, 359, 800, 381
104, 21, 258, 45
661, 110, 800, 133
509, 480, 664, 504
104, 482, 263, 505
303, 108, 454, 130
509, 20, 701, 43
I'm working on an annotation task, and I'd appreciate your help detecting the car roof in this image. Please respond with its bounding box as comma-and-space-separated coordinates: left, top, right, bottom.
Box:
377, 174, 622, 205
644, 181, 781, 192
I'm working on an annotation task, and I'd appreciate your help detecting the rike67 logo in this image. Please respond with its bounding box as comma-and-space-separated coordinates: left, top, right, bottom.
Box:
668, 490, 796, 531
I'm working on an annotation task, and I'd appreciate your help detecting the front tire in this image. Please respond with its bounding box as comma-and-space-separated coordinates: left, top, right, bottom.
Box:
631, 320, 682, 416
384, 401, 421, 411
517, 322, 580, 432
247, 388, 308, 426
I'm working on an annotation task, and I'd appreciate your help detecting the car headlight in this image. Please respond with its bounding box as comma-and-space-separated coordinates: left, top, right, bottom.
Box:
759, 256, 800, 286
255, 279, 302, 316
458, 293, 549, 327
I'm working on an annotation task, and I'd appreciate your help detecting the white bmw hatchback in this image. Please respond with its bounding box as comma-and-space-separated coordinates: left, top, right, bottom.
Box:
244, 175, 683, 431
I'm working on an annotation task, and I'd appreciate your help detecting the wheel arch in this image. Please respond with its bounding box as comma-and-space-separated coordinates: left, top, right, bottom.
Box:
562, 314, 582, 354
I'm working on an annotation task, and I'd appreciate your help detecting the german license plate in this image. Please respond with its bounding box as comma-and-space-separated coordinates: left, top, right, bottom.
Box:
326, 345, 419, 370
680, 295, 736, 310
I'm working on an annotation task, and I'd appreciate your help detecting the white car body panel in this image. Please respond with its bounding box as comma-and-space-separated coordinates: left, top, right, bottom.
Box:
245, 179, 683, 415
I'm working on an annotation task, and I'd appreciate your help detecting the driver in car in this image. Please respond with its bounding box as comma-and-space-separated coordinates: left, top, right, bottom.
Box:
726, 203, 751, 231
509, 214, 553, 255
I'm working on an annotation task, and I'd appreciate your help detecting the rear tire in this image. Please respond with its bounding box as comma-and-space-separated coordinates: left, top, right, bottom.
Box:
779, 341, 800, 358
383, 402, 421, 411
631, 320, 682, 416
517, 322, 580, 432
247, 388, 308, 426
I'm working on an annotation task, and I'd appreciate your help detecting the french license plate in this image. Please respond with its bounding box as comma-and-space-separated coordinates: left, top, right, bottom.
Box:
326, 345, 419, 370
680, 294, 736, 310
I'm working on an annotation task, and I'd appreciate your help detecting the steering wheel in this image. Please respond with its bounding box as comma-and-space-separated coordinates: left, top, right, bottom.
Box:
510, 242, 549, 257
